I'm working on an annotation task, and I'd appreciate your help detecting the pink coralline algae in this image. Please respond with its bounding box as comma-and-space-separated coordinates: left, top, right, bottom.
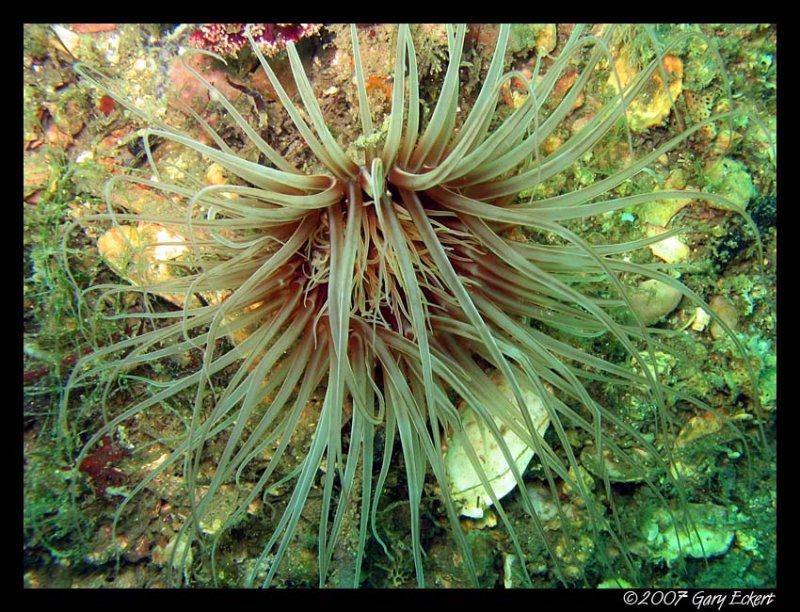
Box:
188, 24, 322, 58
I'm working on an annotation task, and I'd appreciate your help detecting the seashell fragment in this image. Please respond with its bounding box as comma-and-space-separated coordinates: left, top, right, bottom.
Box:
446, 369, 550, 518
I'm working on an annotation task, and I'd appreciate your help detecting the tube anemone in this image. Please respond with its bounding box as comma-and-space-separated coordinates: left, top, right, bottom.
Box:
59, 24, 771, 587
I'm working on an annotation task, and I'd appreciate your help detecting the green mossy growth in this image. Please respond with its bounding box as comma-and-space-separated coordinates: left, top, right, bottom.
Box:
704, 157, 756, 210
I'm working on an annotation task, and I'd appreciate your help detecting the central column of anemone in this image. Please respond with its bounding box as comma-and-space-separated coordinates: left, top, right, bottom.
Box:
328, 161, 412, 338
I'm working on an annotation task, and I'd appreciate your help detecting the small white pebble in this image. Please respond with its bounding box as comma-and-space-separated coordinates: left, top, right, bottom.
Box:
691, 307, 711, 332
332, 49, 347, 67
649, 234, 690, 263
104, 33, 121, 65
52, 25, 81, 55
503, 554, 518, 589
75, 150, 94, 163
134, 58, 147, 71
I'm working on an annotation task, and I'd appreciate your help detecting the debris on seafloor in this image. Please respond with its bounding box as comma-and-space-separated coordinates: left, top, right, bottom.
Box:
635, 502, 736, 564
644, 223, 691, 264
97, 223, 197, 309
608, 53, 684, 132
628, 278, 683, 326
445, 369, 550, 519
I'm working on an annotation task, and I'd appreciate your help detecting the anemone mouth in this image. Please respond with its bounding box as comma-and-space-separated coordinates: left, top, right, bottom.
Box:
55, 24, 774, 588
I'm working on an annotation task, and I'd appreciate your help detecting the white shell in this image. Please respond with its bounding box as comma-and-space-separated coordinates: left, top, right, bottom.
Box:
445, 369, 550, 518
691, 307, 711, 332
